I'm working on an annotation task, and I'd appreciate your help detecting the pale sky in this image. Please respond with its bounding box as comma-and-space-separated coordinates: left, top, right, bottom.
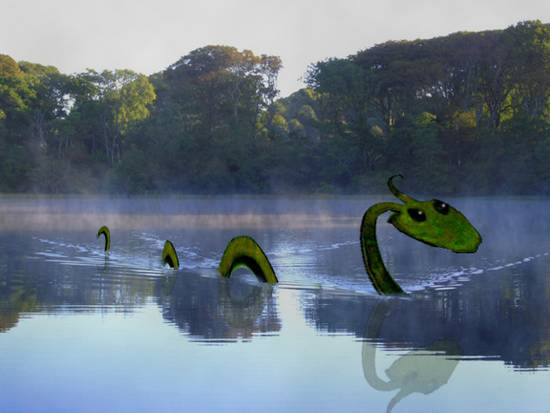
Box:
2, 0, 549, 97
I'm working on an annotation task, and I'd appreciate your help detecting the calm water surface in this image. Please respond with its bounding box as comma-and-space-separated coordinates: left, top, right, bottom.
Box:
1, 195, 550, 412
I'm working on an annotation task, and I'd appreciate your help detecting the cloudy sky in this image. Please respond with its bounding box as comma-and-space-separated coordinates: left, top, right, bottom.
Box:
2, 0, 549, 96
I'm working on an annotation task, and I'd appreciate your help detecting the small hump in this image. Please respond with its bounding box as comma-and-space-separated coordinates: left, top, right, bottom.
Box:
387, 175, 414, 203
97, 225, 111, 252
162, 240, 180, 270
218, 236, 278, 284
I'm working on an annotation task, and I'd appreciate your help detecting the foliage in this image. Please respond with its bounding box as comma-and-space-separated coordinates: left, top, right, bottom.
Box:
0, 22, 548, 194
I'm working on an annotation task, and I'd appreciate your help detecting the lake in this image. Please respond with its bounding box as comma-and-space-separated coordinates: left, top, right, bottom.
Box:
1, 195, 550, 413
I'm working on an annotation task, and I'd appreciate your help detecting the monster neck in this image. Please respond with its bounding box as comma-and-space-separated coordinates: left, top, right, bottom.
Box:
360, 202, 404, 295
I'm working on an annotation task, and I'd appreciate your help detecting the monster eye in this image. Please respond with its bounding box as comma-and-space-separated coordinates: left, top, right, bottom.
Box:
407, 208, 426, 222
433, 199, 450, 215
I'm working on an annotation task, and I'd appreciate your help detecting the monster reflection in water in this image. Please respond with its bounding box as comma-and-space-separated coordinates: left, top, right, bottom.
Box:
159, 271, 280, 341
362, 303, 460, 413
91, 228, 280, 339
0, 251, 281, 341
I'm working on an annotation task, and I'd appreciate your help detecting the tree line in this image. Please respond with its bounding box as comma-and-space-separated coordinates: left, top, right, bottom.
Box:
0, 20, 548, 195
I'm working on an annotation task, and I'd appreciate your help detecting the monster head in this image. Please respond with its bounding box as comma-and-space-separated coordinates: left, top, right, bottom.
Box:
386, 175, 482, 253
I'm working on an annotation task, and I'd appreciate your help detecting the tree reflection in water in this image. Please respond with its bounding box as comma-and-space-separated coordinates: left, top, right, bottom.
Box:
304, 258, 550, 371
0, 240, 281, 342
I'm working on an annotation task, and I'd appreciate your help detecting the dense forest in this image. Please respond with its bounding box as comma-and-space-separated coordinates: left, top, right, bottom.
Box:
0, 20, 548, 195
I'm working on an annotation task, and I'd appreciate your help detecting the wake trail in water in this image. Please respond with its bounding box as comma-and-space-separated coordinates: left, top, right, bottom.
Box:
135, 232, 220, 270
405, 252, 550, 292
31, 234, 550, 295
33, 235, 167, 277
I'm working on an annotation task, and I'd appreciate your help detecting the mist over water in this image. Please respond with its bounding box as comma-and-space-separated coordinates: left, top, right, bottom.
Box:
2, 195, 550, 412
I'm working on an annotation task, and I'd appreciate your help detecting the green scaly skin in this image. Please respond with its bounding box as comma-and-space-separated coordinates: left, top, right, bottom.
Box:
162, 240, 180, 270
361, 175, 482, 295
97, 225, 111, 252
218, 235, 278, 284
361, 203, 404, 294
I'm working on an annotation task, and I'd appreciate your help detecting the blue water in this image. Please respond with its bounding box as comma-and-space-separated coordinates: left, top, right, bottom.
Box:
1, 196, 550, 412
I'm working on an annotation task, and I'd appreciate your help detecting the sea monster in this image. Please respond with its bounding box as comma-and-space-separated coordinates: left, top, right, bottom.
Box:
162, 240, 180, 270
361, 175, 482, 294
97, 225, 111, 252
96, 227, 276, 282
218, 235, 278, 284
97, 226, 181, 271
160, 236, 277, 282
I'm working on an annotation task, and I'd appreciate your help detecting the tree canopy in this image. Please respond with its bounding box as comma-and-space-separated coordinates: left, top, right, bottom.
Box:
0, 22, 548, 194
